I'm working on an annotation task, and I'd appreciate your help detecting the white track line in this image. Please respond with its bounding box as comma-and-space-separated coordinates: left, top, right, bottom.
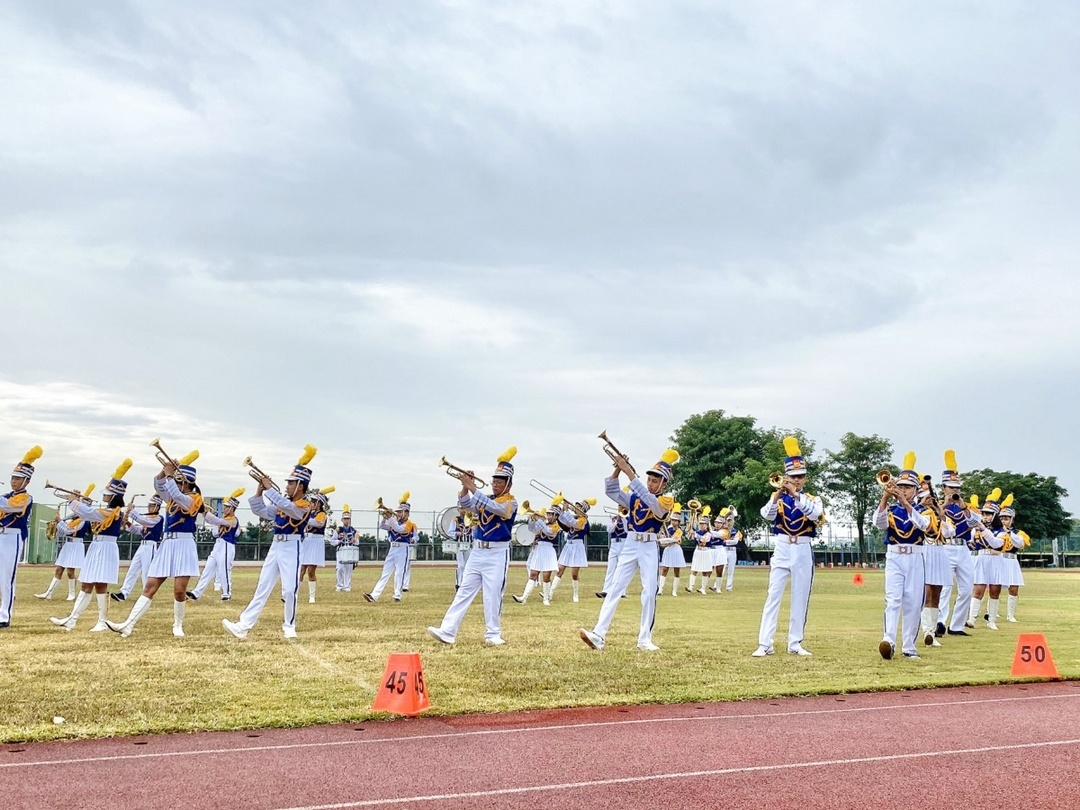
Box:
278, 738, 1080, 810
3, 691, 1077, 770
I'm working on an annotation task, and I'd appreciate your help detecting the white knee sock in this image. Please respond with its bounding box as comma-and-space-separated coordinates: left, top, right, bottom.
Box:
541, 581, 551, 602
572, 580, 579, 599
672, 577, 679, 595
174, 599, 185, 626
1007, 594, 1018, 620
987, 598, 999, 625
549, 576, 561, 595
309, 581, 316, 600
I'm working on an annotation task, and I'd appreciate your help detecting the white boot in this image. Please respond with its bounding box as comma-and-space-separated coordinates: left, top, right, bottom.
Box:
572, 579, 579, 603
921, 607, 941, 646
687, 574, 696, 592
549, 576, 561, 598
1007, 595, 1018, 622
711, 575, 722, 592
987, 598, 1000, 630
308, 581, 316, 604
541, 581, 551, 606
106, 595, 152, 638
35, 577, 60, 599
67, 579, 78, 601
173, 599, 186, 637
967, 594, 982, 627
89, 593, 109, 632
514, 579, 536, 604
657, 573, 667, 595
671, 577, 679, 597
50, 590, 91, 630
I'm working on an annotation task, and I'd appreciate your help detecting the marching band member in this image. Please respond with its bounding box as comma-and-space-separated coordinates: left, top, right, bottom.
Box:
918, 478, 954, 648
187, 488, 244, 602
550, 498, 595, 603
365, 492, 416, 603
223, 446, 316, 640
427, 447, 518, 646
687, 515, 713, 593
596, 506, 628, 599
709, 510, 731, 593
752, 437, 822, 658
330, 505, 359, 592
702, 514, 725, 593
936, 453, 976, 636
873, 454, 929, 660
35, 483, 92, 602
722, 508, 742, 591
113, 495, 163, 602
0, 446, 42, 628
967, 489, 1005, 630
108, 450, 202, 638
513, 503, 560, 605
450, 510, 472, 590
301, 486, 334, 604
579, 448, 678, 652
657, 505, 685, 597
51, 460, 130, 632
997, 495, 1027, 623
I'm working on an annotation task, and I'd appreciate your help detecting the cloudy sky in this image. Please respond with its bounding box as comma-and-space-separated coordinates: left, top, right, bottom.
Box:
3, 1, 1078, 521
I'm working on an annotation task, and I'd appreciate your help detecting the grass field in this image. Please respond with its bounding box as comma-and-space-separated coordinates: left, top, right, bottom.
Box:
2, 564, 1077, 743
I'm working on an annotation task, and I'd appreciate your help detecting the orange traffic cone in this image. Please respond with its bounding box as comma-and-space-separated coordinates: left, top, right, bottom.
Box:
373, 652, 431, 716
1010, 634, 1060, 680
852, 573, 864, 586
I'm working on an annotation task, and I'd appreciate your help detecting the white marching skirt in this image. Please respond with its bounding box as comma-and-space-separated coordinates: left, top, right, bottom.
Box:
974, 552, 1004, 586
79, 538, 120, 584
300, 535, 327, 566
660, 543, 687, 568
690, 546, 715, 573
55, 539, 85, 569
1002, 556, 1024, 587
557, 540, 588, 568
923, 544, 951, 586
529, 542, 559, 572
148, 533, 200, 579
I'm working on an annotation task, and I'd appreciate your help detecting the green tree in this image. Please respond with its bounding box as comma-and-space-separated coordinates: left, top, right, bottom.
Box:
818, 433, 894, 564
723, 428, 819, 535
960, 470, 1071, 541
669, 410, 766, 512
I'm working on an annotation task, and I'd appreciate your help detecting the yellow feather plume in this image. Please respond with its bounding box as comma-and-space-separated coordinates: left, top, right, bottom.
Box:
584, 497, 597, 506
782, 436, 801, 457
550, 499, 561, 509
399, 490, 410, 503
1002, 493, 1014, 509
944, 449, 957, 472
112, 458, 133, 480
988, 488, 1002, 503
661, 448, 680, 465
702, 506, 712, 516
343, 503, 351, 512
21, 445, 43, 465
84, 483, 96, 497
297, 445, 317, 465
968, 495, 980, 509
178, 450, 199, 466
497, 446, 517, 463
902, 451, 916, 470
320, 485, 336, 496
720, 507, 730, 517
229, 487, 246, 500
672, 503, 681, 512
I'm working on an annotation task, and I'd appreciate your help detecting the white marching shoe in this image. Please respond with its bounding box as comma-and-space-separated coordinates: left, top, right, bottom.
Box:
788, 644, 812, 656
579, 628, 604, 650
89, 621, 108, 632
751, 645, 775, 657
49, 616, 76, 631
637, 641, 660, 651
221, 619, 247, 639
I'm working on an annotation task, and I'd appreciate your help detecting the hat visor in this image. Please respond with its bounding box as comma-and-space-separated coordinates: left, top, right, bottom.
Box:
491, 471, 513, 479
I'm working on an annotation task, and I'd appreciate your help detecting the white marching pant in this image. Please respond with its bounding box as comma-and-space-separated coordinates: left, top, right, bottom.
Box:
602, 541, 624, 594
938, 546, 975, 633
883, 550, 925, 656
455, 550, 470, 587
192, 542, 235, 599
724, 547, 738, 589
591, 538, 658, 647
757, 540, 814, 651
402, 552, 412, 590
236, 538, 300, 632
0, 532, 24, 624
371, 546, 410, 600
436, 545, 510, 641
336, 561, 354, 590
120, 542, 157, 598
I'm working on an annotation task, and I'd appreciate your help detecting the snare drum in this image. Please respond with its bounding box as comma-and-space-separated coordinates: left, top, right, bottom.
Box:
514, 523, 536, 547
338, 545, 360, 564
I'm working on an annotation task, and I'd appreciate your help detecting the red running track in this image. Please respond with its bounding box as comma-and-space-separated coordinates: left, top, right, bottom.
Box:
3, 682, 1079, 809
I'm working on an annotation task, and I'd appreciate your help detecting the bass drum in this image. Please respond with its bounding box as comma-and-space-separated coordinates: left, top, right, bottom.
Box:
514, 523, 536, 547
437, 506, 461, 539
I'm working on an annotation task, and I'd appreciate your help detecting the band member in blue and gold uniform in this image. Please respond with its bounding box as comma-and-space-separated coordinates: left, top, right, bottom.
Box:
188, 488, 244, 602
366, 492, 416, 603
108, 450, 202, 638
52, 459, 131, 633
428, 447, 518, 646
967, 489, 1006, 629
658, 504, 686, 597
596, 505, 628, 599
223, 445, 316, 640
0, 446, 42, 628
301, 485, 334, 604
936, 452, 977, 636
579, 446, 678, 652
513, 502, 560, 605
330, 505, 359, 592
35, 482, 93, 602
687, 515, 714, 593
113, 494, 164, 602
998, 495, 1028, 623
873, 453, 930, 660
752, 437, 823, 658
551, 497, 595, 603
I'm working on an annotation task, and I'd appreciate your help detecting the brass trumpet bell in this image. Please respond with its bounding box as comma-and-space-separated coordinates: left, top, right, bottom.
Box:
439, 456, 487, 489
876, 470, 893, 487
769, 472, 785, 489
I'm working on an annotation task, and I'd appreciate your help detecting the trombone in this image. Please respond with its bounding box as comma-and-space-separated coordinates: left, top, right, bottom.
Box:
598, 430, 637, 476
149, 438, 184, 482
44, 479, 87, 501
243, 456, 280, 491
528, 480, 588, 519
439, 456, 487, 489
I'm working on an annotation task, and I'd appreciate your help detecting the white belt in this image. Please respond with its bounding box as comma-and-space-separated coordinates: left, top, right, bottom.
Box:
1002, 552, 1017, 559
774, 534, 812, 545
273, 533, 301, 542
979, 549, 1002, 556
390, 542, 411, 548
0, 527, 20, 535
163, 531, 195, 540
474, 540, 509, 549
628, 531, 658, 542
887, 545, 924, 555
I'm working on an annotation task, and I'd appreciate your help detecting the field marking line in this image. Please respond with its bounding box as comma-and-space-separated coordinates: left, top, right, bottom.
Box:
3, 691, 1078, 770
276, 738, 1080, 809
289, 643, 377, 694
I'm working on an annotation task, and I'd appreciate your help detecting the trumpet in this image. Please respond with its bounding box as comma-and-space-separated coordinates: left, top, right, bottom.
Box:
374, 497, 395, 519
149, 438, 184, 482
876, 470, 893, 487
243, 456, 280, 491
769, 472, 786, 489
439, 456, 487, 489
519, 500, 548, 521
44, 479, 86, 501
598, 430, 637, 476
